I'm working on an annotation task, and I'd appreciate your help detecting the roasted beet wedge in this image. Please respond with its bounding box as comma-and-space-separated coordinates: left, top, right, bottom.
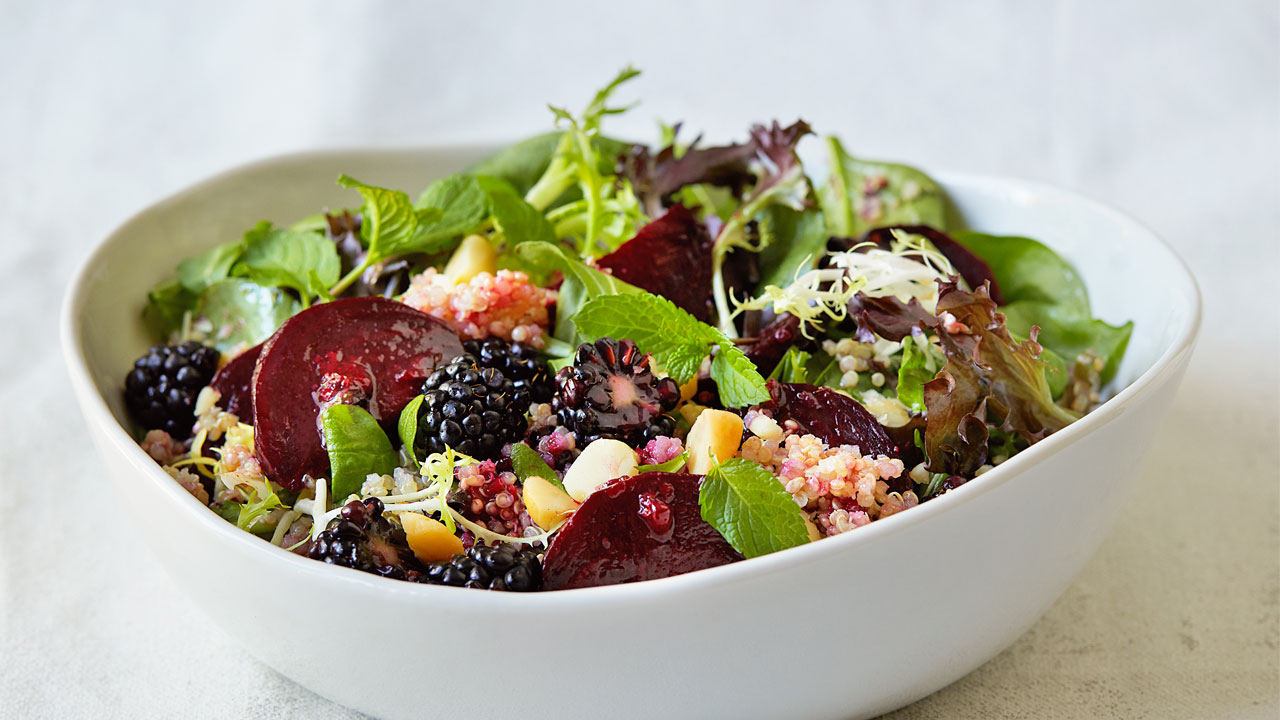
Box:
208, 343, 262, 421
762, 380, 901, 459
252, 297, 465, 490
596, 204, 713, 321
542, 471, 742, 590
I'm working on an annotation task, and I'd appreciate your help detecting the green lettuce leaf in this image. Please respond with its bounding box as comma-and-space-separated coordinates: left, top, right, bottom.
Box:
954, 231, 1133, 384
509, 443, 564, 491
818, 135, 950, 237
922, 281, 1080, 475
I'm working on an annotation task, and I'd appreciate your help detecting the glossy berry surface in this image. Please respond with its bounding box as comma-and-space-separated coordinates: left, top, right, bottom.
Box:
552, 338, 681, 447
414, 355, 530, 460
307, 498, 417, 580
416, 544, 543, 591
463, 337, 554, 404
123, 341, 220, 437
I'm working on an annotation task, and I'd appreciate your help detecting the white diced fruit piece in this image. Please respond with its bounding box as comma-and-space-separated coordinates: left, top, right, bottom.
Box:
687, 409, 745, 475
562, 439, 638, 502
523, 476, 580, 530
747, 414, 783, 441
443, 234, 497, 285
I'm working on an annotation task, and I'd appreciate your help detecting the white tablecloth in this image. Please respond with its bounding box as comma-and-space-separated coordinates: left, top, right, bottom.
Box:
2, 1, 1276, 717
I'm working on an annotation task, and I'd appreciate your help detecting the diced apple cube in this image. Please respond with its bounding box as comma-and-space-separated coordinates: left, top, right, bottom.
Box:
686, 409, 745, 474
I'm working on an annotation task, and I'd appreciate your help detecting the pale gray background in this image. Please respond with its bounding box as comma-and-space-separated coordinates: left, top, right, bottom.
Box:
1, 0, 1277, 717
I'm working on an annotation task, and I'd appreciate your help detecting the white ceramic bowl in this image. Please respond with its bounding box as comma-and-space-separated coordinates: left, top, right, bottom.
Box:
61, 147, 1199, 720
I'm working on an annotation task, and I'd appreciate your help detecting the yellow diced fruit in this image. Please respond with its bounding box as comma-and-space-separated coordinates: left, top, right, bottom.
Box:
679, 376, 699, 403
679, 403, 707, 427
443, 234, 497, 285
686, 409, 745, 475
562, 438, 638, 502
523, 476, 579, 530
400, 513, 464, 563
804, 517, 822, 542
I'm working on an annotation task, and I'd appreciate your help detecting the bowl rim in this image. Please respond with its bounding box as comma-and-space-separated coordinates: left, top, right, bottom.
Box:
60, 144, 1202, 608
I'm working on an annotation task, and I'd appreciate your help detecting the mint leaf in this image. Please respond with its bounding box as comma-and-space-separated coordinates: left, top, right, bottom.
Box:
896, 337, 932, 412
637, 452, 688, 474
337, 174, 420, 258
699, 457, 810, 558
414, 174, 489, 249
320, 404, 399, 500
709, 340, 770, 407
177, 236, 247, 293
196, 279, 299, 352
515, 240, 642, 344
397, 395, 425, 465
233, 228, 340, 303
572, 292, 768, 407
572, 292, 706, 382
509, 443, 564, 491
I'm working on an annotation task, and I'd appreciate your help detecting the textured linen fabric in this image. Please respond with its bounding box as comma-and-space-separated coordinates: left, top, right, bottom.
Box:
0, 1, 1276, 717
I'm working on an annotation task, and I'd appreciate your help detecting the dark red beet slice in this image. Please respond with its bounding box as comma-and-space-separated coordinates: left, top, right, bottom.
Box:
208, 343, 262, 422
762, 380, 901, 459
596, 204, 713, 321
743, 313, 804, 376
542, 472, 742, 590
252, 297, 465, 490
859, 225, 1004, 305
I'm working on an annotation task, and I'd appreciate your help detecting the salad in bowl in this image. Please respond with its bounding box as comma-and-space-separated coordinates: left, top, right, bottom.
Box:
122, 68, 1132, 592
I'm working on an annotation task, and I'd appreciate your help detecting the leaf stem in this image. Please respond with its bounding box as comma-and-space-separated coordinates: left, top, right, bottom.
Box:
330, 255, 373, 297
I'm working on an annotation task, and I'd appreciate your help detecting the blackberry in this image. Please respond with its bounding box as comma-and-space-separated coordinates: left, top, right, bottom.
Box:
552, 338, 681, 447
414, 355, 529, 460
308, 498, 418, 579
463, 337, 554, 403
416, 544, 543, 591
123, 341, 220, 437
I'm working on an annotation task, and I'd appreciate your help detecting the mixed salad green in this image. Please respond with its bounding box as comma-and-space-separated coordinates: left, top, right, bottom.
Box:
123, 67, 1132, 591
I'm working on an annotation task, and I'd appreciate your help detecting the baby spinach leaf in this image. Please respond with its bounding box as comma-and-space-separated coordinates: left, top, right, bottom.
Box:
397, 395, 425, 465
466, 132, 566, 197
509, 443, 564, 491
819, 136, 950, 238
699, 457, 810, 559
233, 228, 340, 304
320, 404, 399, 501
755, 206, 829, 291
955, 232, 1133, 383
196, 280, 299, 352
